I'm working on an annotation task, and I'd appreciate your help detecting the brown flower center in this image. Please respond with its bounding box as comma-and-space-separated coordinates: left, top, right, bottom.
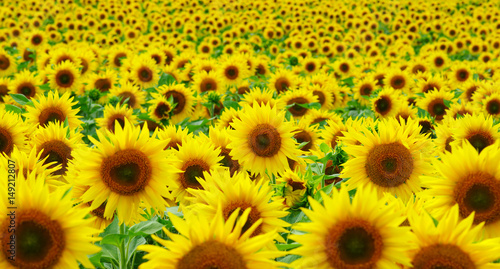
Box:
200, 78, 217, 92
275, 77, 290, 94
177, 241, 246, 269
179, 159, 210, 190
118, 92, 137, 108
360, 84, 373, 96
375, 96, 392, 115
486, 99, 500, 115
390, 75, 405, 89
31, 35, 42, 45
0, 84, 8, 103
286, 97, 309, 117
219, 148, 240, 177
0, 127, 13, 156
412, 64, 426, 74
80, 59, 89, 74
0, 55, 10, 70
2, 209, 64, 268
55, 70, 74, 87
313, 90, 326, 105
223, 202, 262, 236
248, 124, 282, 157
94, 78, 111, 92
113, 53, 126, 67
165, 90, 186, 115
294, 130, 313, 151
427, 99, 447, 121
39, 140, 72, 176
454, 172, 500, 224
412, 244, 475, 269
17, 83, 36, 98
38, 107, 66, 127
365, 142, 414, 187
154, 102, 170, 119
466, 130, 495, 153
107, 115, 126, 133
306, 62, 316, 72
456, 69, 470, 82
224, 66, 239, 80
101, 149, 152, 195
434, 57, 444, 67
325, 219, 383, 269
138, 67, 153, 82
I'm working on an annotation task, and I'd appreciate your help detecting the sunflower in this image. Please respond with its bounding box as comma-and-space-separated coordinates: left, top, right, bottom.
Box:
156, 84, 196, 124
239, 87, 278, 109
444, 101, 476, 120
25, 91, 82, 129
170, 134, 223, 204
433, 118, 457, 154
0, 78, 10, 103
31, 121, 83, 179
480, 92, 500, 118
96, 103, 138, 133
269, 68, 298, 94
139, 206, 283, 269
127, 55, 160, 89
341, 118, 433, 201
48, 46, 82, 67
413, 74, 446, 94
0, 110, 28, 157
371, 87, 403, 119
449, 62, 473, 85
450, 114, 499, 153
292, 120, 320, 153
0, 174, 100, 269
227, 102, 301, 176
383, 68, 412, 93
72, 120, 178, 224
277, 169, 308, 209
353, 76, 378, 105
75, 47, 97, 77
156, 124, 193, 151
428, 51, 449, 71
278, 88, 319, 119
408, 204, 500, 268
306, 83, 333, 110
192, 70, 225, 94
416, 89, 455, 122
218, 55, 251, 86
421, 142, 500, 238
47, 61, 82, 93
0, 49, 16, 77
290, 185, 414, 269
148, 94, 173, 122
216, 107, 241, 130
108, 46, 131, 68
302, 109, 343, 127
108, 80, 146, 109
1, 147, 60, 187
8, 69, 41, 99
84, 69, 118, 95
209, 127, 242, 176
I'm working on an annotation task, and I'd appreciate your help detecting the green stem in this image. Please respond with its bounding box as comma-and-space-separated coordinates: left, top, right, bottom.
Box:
119, 223, 127, 269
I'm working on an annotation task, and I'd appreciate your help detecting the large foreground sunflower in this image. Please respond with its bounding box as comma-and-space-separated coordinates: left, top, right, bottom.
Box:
421, 141, 500, 238
291, 185, 414, 269
71, 120, 179, 224
0, 173, 100, 269
139, 207, 284, 269
227, 103, 301, 176
341, 118, 433, 201
408, 204, 500, 268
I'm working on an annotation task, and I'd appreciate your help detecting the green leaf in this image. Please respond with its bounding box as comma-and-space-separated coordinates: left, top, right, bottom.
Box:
276, 243, 301, 251
309, 102, 321, 110
4, 104, 23, 114
39, 83, 51, 91
222, 100, 241, 110
126, 237, 147, 262
101, 234, 128, 247
10, 93, 30, 106
320, 142, 330, 154
100, 216, 120, 237
443, 99, 452, 108
88, 252, 104, 269
128, 220, 164, 236
297, 141, 310, 149
158, 73, 176, 86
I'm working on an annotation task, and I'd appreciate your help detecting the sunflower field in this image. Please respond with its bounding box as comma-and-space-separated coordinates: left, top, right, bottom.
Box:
2, 0, 500, 268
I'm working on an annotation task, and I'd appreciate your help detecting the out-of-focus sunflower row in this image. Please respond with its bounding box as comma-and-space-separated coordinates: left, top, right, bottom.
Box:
1, 0, 500, 268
